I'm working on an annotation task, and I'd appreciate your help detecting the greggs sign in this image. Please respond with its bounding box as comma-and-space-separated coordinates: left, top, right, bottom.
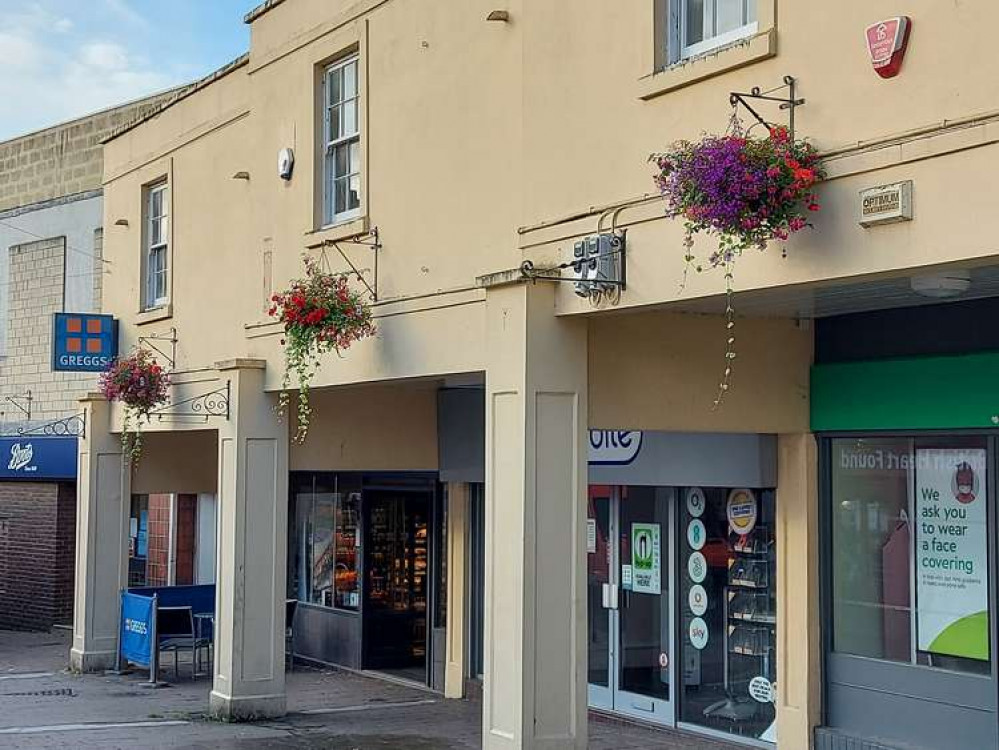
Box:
866, 17, 912, 79
52, 313, 118, 372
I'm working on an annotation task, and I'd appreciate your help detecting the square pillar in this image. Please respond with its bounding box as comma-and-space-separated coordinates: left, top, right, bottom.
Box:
71, 394, 130, 672
776, 433, 821, 747
482, 280, 587, 750
209, 360, 288, 721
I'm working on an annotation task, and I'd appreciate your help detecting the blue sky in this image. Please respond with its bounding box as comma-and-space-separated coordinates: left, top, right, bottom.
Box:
0, 0, 259, 141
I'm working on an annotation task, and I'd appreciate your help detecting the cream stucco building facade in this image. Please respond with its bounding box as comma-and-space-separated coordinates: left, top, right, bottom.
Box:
72, 2, 999, 749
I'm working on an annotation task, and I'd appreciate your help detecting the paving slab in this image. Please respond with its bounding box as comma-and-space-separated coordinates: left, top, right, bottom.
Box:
0, 629, 743, 750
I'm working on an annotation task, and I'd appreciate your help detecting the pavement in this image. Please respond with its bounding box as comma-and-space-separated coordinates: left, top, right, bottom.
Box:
0, 629, 741, 749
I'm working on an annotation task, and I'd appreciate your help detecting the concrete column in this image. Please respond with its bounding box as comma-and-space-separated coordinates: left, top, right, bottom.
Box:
209, 360, 288, 720
776, 433, 821, 747
481, 280, 587, 750
444, 481, 469, 699
71, 393, 130, 672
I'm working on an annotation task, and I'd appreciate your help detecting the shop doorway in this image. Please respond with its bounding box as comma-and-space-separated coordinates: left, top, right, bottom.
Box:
362, 488, 432, 682
588, 485, 675, 725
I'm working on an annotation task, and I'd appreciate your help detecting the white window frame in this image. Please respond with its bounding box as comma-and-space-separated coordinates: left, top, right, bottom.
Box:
145, 181, 169, 309
668, 0, 758, 64
322, 54, 362, 227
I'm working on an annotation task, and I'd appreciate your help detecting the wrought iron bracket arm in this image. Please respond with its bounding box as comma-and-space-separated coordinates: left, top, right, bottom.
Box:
729, 75, 805, 140
3, 391, 32, 420
17, 412, 86, 438
137, 327, 178, 370
149, 381, 230, 423
321, 226, 381, 302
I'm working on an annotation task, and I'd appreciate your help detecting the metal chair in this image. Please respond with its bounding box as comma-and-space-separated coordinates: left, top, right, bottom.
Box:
157, 605, 197, 679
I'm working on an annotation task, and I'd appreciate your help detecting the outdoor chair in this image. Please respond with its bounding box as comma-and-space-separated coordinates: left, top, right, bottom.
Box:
157, 605, 197, 680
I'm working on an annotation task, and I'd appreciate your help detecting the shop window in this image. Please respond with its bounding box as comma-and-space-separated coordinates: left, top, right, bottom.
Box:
830, 437, 991, 675
128, 495, 150, 587
679, 486, 777, 742
294, 484, 360, 611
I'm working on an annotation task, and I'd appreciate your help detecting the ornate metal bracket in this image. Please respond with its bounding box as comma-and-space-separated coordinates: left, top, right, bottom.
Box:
3, 390, 32, 421
322, 227, 381, 301
137, 327, 177, 370
18, 412, 86, 438
729, 75, 805, 141
150, 381, 230, 424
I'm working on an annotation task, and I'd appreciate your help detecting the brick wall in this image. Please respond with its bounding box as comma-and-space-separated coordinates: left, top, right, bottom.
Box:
0, 481, 76, 631
54, 483, 76, 624
0, 91, 183, 213
0, 237, 97, 423
145, 494, 171, 587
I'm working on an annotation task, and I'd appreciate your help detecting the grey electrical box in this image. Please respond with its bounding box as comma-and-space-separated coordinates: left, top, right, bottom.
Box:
572, 232, 625, 297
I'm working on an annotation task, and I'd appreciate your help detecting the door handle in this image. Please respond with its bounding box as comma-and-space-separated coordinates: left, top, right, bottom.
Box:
601, 583, 619, 610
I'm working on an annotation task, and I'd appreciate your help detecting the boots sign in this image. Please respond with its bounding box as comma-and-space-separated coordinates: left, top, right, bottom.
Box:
0, 437, 76, 480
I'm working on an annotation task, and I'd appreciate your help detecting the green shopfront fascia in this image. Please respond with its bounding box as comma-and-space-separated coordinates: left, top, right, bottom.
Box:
813, 353, 999, 750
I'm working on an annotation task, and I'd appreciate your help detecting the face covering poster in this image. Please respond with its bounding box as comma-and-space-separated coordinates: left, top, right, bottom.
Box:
915, 448, 989, 661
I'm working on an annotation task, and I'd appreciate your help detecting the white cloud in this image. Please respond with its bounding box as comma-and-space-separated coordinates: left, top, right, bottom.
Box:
0, 3, 182, 139
79, 41, 130, 71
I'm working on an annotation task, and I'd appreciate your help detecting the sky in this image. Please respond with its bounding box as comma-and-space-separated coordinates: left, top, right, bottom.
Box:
0, 0, 260, 141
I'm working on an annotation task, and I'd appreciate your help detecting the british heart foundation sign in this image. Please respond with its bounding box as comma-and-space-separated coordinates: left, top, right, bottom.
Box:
866, 17, 912, 79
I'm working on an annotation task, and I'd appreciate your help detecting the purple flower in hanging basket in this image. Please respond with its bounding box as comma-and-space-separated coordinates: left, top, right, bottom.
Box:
652, 126, 825, 264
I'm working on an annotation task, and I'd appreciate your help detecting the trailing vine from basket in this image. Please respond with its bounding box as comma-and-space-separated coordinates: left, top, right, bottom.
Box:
270, 254, 376, 443
98, 348, 170, 465
651, 120, 824, 406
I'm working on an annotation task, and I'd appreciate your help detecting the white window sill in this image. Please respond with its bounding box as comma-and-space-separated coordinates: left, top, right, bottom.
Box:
136, 304, 173, 326
638, 27, 776, 101
304, 215, 369, 248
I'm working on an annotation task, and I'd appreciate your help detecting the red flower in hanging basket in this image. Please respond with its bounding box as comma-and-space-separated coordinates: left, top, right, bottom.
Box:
99, 348, 170, 414
99, 348, 170, 465
271, 255, 376, 443
651, 125, 825, 265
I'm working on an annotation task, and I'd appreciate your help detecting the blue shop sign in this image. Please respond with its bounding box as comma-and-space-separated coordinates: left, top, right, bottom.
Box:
0, 437, 77, 480
52, 313, 118, 372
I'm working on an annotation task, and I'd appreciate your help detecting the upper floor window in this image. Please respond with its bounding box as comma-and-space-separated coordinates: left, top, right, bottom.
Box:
678, 0, 757, 60
322, 55, 361, 226
145, 182, 169, 309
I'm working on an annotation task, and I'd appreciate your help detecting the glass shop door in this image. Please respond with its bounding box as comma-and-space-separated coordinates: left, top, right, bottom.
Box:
587, 485, 675, 726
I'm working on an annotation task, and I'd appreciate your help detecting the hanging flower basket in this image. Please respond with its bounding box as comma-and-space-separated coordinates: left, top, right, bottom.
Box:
652, 126, 823, 267
99, 348, 169, 465
270, 255, 376, 443
651, 125, 825, 405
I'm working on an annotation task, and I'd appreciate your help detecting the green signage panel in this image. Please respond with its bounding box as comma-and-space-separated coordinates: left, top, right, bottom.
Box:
811, 351, 999, 432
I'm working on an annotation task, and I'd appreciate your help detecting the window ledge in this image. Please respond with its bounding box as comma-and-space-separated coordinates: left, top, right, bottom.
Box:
136, 304, 173, 326
304, 216, 369, 249
637, 28, 776, 101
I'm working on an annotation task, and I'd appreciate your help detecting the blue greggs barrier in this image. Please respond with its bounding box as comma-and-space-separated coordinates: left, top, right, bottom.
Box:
120, 591, 156, 667
119, 585, 216, 679
128, 584, 215, 641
